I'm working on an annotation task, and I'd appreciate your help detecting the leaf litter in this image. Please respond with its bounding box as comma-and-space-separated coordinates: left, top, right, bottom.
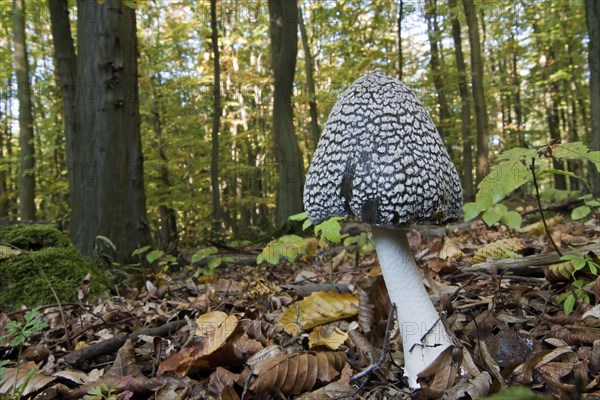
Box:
0, 217, 599, 399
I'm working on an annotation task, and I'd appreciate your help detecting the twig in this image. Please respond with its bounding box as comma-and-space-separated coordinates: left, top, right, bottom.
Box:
281, 302, 303, 347
530, 157, 562, 256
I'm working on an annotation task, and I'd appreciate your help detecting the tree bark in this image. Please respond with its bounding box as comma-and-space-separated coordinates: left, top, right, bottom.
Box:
268, 0, 304, 225
210, 0, 222, 230
425, 0, 452, 158
463, 0, 489, 186
48, 0, 77, 208
298, 6, 320, 150
71, 0, 150, 261
13, 0, 35, 221
586, 0, 600, 197
450, 0, 473, 201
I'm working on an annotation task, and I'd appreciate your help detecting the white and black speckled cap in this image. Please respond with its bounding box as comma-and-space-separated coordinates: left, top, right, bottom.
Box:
304, 71, 463, 228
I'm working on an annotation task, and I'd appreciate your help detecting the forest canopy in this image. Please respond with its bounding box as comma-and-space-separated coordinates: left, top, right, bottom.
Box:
0, 0, 598, 258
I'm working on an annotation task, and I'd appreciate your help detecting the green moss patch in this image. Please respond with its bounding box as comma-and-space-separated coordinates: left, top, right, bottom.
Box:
0, 226, 110, 309
0, 224, 72, 250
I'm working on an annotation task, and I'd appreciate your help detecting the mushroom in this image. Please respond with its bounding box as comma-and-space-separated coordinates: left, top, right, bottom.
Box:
304, 71, 463, 388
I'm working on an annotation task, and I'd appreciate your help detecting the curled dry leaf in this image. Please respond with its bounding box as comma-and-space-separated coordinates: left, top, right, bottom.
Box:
248, 351, 347, 395
242, 320, 281, 346
357, 286, 375, 333
308, 326, 348, 350
208, 366, 239, 397
278, 291, 359, 336
519, 214, 562, 236
440, 238, 464, 261
443, 371, 491, 400
296, 364, 355, 400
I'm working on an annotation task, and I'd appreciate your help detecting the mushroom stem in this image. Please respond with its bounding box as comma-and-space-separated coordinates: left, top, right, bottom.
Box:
371, 225, 453, 389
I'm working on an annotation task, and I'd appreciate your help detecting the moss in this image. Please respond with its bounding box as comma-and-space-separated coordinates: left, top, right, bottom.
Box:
0, 246, 110, 309
0, 224, 72, 250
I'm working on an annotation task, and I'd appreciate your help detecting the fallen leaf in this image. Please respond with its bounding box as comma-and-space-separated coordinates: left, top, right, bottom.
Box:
308, 326, 348, 350
278, 292, 359, 336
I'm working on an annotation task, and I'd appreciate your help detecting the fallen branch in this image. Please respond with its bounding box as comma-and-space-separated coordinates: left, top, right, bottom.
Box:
63, 319, 186, 365
463, 243, 599, 272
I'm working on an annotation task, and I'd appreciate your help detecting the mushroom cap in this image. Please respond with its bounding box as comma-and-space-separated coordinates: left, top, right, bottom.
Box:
304, 71, 463, 228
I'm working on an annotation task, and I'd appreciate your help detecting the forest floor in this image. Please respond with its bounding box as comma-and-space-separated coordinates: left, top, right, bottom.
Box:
1, 214, 600, 400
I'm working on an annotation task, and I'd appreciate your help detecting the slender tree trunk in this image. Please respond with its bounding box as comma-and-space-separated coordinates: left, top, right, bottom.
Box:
48, 0, 76, 214
71, 0, 150, 261
269, 0, 304, 225
298, 6, 320, 150
210, 0, 222, 230
397, 0, 404, 81
425, 0, 452, 158
586, 0, 600, 197
13, 0, 35, 221
450, 0, 473, 201
463, 0, 489, 185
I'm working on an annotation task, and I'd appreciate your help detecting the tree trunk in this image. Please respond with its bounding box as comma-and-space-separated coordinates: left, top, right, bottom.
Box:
586, 0, 600, 198
425, 0, 452, 158
269, 0, 304, 225
463, 0, 489, 185
71, 0, 150, 262
48, 0, 77, 212
210, 0, 222, 231
298, 6, 320, 150
13, 0, 35, 221
450, 0, 473, 201
397, 0, 404, 80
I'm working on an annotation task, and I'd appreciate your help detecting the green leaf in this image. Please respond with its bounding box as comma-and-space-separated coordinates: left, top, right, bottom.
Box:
302, 218, 312, 231
542, 169, 580, 180
257, 235, 307, 265
207, 257, 222, 270
146, 249, 164, 264
571, 205, 591, 220
289, 212, 308, 221
483, 386, 548, 399
132, 245, 151, 256
192, 246, 218, 263
463, 202, 481, 221
314, 217, 343, 243
563, 294, 576, 315
481, 206, 503, 227
585, 200, 600, 207
500, 211, 522, 230
476, 147, 535, 208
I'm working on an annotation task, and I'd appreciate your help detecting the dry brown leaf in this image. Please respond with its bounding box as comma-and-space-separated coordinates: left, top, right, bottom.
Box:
296, 364, 355, 400
357, 286, 375, 333
278, 292, 359, 336
472, 238, 525, 264
444, 371, 492, 400
242, 320, 281, 346
208, 366, 239, 397
0, 363, 57, 397
158, 311, 239, 376
248, 351, 347, 395
308, 326, 348, 350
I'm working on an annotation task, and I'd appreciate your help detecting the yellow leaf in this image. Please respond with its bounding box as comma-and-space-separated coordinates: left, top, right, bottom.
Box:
0, 244, 21, 260
472, 238, 525, 264
194, 311, 238, 352
278, 291, 358, 335
519, 215, 562, 236
308, 326, 348, 350
439, 239, 464, 261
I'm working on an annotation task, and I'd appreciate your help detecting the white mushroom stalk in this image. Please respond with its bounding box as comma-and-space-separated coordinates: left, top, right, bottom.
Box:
371, 226, 453, 388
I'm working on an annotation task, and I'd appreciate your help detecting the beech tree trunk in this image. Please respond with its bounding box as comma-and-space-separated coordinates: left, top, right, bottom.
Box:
586, 0, 600, 197
450, 0, 473, 201
298, 6, 320, 150
70, 0, 150, 261
210, 0, 222, 230
463, 0, 489, 185
269, 0, 304, 225
13, 0, 35, 221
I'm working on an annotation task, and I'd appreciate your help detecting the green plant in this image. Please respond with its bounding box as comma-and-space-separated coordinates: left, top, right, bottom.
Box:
464, 142, 600, 229
556, 252, 600, 315
0, 308, 48, 399
132, 246, 178, 274
191, 247, 233, 277
84, 384, 118, 400
571, 194, 600, 220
